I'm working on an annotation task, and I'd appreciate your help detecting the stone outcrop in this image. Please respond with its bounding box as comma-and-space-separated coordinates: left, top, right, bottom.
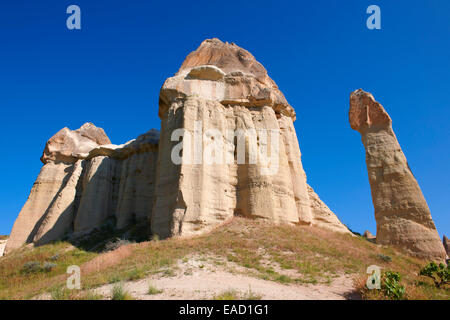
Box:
5, 125, 159, 254
444, 236, 450, 257
5, 38, 350, 254
41, 122, 111, 164
363, 230, 376, 241
349, 89, 446, 261
152, 38, 349, 238
0, 239, 7, 257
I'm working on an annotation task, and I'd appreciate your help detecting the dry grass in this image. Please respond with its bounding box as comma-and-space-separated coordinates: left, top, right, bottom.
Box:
147, 283, 163, 295
81, 245, 133, 275
50, 287, 103, 300
214, 289, 239, 300
0, 242, 97, 299
0, 218, 448, 300
110, 283, 134, 300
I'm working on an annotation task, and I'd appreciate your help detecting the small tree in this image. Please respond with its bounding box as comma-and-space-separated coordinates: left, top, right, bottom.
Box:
419, 262, 449, 288
382, 271, 405, 299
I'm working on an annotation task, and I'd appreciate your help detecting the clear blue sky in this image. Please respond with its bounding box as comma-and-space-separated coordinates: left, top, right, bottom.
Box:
0, 1, 449, 237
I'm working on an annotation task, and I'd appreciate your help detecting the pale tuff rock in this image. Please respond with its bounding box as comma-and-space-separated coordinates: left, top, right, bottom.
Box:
349, 89, 446, 261
32, 160, 85, 246
152, 38, 348, 238
0, 239, 7, 257
6, 162, 76, 253
160, 38, 295, 120
5, 125, 158, 254
6, 39, 350, 254
41, 122, 111, 164
444, 236, 450, 258
363, 230, 376, 240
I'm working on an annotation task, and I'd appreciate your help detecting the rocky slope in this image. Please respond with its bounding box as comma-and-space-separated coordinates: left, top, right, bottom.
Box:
349, 89, 446, 261
5, 39, 350, 254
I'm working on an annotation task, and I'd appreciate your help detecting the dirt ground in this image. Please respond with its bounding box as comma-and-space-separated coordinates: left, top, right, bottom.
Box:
94, 255, 359, 300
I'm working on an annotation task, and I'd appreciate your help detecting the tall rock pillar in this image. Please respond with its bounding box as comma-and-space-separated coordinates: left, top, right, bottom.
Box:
349, 89, 446, 261
151, 38, 349, 238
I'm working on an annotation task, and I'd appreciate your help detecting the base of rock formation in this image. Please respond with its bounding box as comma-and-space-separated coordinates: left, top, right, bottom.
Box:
5, 126, 159, 254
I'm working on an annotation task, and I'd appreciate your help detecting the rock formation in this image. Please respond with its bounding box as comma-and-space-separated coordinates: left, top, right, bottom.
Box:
5, 38, 350, 254
5, 125, 159, 254
0, 239, 7, 257
349, 89, 446, 261
363, 230, 376, 241
152, 38, 348, 238
444, 236, 450, 258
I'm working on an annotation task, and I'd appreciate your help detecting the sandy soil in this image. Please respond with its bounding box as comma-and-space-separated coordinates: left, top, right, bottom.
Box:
94, 255, 359, 300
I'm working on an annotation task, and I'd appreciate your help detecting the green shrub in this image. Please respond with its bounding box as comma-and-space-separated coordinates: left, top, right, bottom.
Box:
419, 262, 449, 288
21, 261, 57, 274
42, 262, 57, 272
377, 254, 392, 262
21, 261, 42, 274
382, 271, 405, 299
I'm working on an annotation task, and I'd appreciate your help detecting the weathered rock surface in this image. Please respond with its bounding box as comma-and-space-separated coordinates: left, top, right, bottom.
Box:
41, 122, 111, 164
363, 230, 376, 240
160, 38, 295, 120
5, 38, 350, 254
0, 239, 7, 257
152, 38, 348, 238
349, 89, 446, 261
5, 126, 159, 254
444, 236, 450, 257
307, 186, 350, 234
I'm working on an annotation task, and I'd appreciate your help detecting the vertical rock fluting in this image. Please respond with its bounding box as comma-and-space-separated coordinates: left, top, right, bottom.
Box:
5, 39, 350, 255
5, 123, 110, 253
5, 124, 159, 254
6, 162, 75, 252
152, 38, 348, 238
349, 89, 446, 261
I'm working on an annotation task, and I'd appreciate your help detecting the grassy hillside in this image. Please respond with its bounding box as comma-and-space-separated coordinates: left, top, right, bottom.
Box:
0, 218, 448, 300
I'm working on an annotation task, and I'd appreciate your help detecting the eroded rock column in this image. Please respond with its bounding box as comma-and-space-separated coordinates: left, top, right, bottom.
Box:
152, 38, 349, 238
349, 89, 446, 261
